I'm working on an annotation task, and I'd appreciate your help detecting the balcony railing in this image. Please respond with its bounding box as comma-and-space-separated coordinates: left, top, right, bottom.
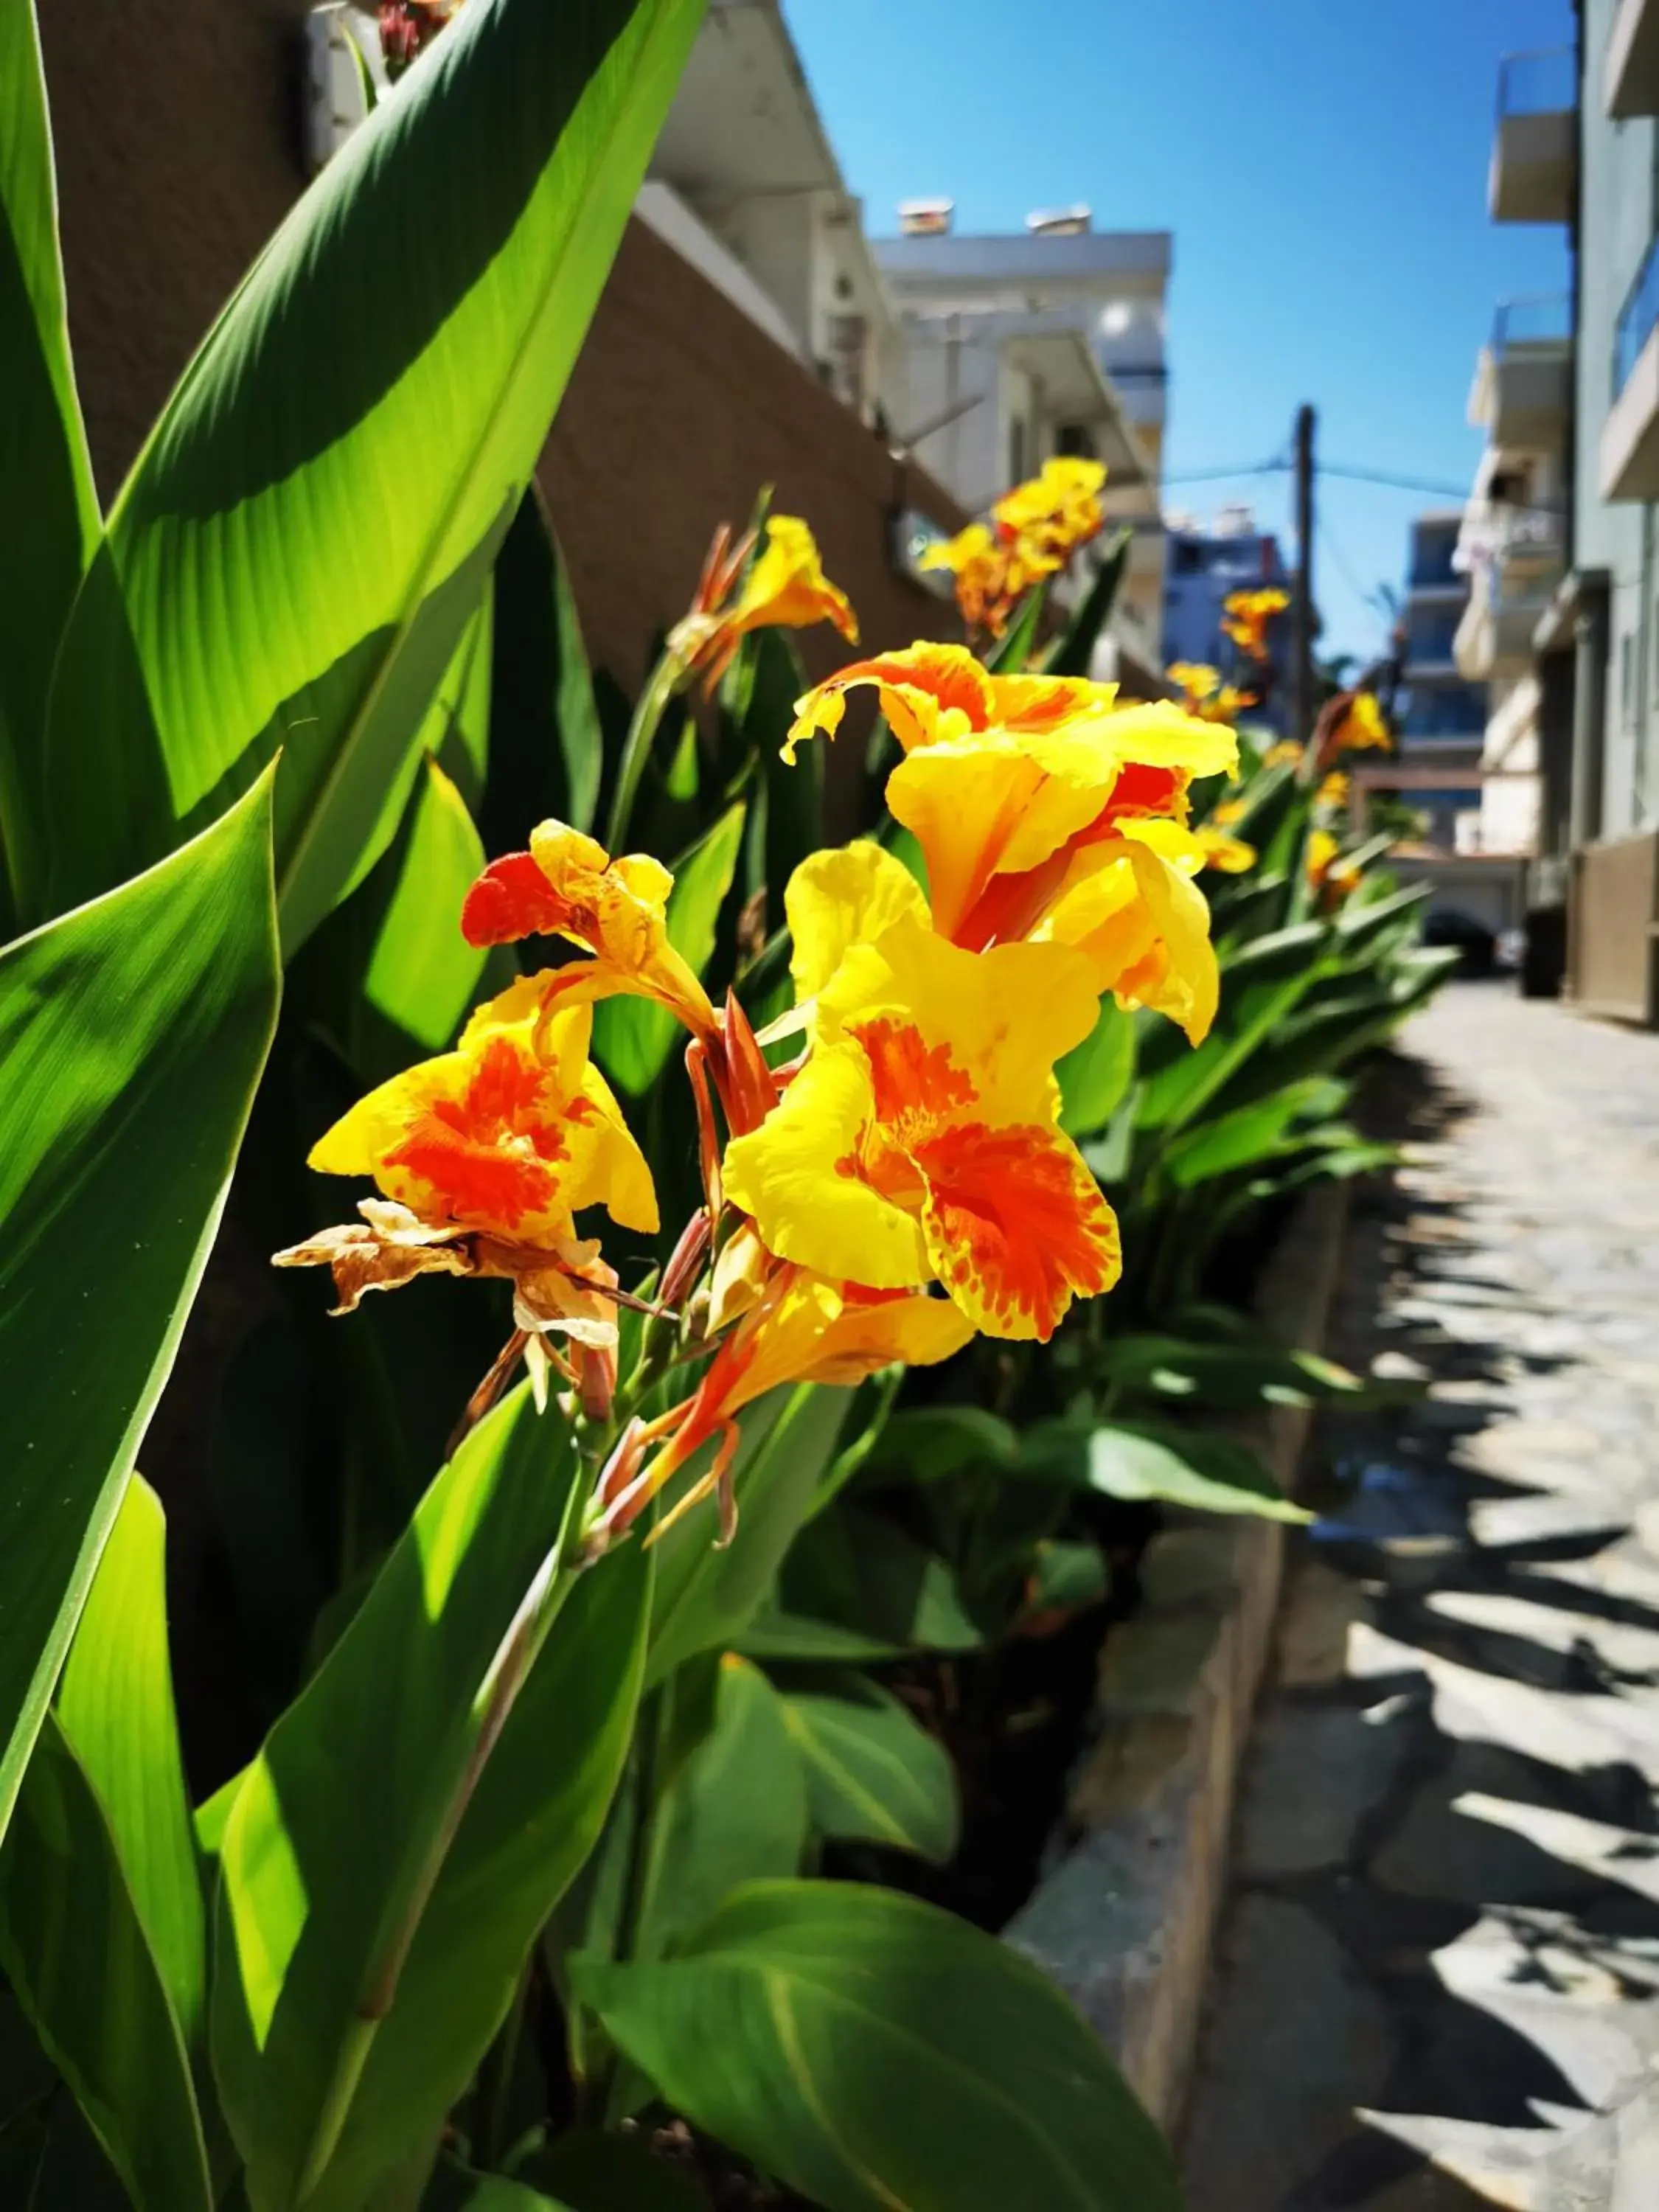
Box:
1492, 293, 1573, 352
1615, 232, 1659, 400
1496, 46, 1577, 116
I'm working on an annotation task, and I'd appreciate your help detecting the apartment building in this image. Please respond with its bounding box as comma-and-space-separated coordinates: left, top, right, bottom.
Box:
1452, 293, 1572, 861
1400, 512, 1489, 851
872, 215, 1171, 692
1162, 507, 1293, 732
1476, 15, 1659, 1017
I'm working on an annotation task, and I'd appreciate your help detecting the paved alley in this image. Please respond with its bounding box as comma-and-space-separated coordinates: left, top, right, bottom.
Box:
1183, 982, 1659, 2211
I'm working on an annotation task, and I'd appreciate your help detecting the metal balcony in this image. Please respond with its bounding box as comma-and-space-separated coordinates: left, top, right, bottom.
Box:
1469, 297, 1573, 448
1604, 233, 1659, 499
1489, 49, 1577, 223
1606, 0, 1659, 119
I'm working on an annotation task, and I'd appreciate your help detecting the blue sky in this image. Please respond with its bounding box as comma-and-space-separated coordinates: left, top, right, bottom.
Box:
785, 0, 1573, 663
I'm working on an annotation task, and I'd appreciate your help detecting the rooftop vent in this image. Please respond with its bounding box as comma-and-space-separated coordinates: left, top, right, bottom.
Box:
1026, 204, 1091, 237
898, 197, 954, 236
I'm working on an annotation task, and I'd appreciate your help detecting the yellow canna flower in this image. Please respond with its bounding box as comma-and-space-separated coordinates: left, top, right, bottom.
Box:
1221, 586, 1290, 664
1192, 824, 1258, 874
723, 917, 1121, 1341
992, 457, 1107, 554
1318, 686, 1398, 765
462, 821, 717, 1041
1262, 739, 1304, 770
668, 515, 858, 689
1167, 661, 1261, 726
1318, 771, 1350, 810
1212, 797, 1248, 827
1307, 827, 1363, 905
782, 644, 1232, 1037
303, 990, 657, 1246
919, 522, 1059, 639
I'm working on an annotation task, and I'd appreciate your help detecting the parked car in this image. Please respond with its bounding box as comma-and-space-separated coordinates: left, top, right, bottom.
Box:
1422, 907, 1498, 976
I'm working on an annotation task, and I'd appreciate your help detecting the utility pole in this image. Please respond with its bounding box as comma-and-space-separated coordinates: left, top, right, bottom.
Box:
1290, 403, 1315, 747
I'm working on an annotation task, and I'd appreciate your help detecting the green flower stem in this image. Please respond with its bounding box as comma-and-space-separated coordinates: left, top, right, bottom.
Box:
605, 651, 686, 853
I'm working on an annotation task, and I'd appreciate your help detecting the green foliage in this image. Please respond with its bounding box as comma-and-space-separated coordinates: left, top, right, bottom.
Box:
41, 0, 704, 949
0, 776, 279, 1842
575, 1880, 1181, 2212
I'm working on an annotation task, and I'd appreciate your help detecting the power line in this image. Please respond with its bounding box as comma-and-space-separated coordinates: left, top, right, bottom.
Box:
1161, 459, 1290, 486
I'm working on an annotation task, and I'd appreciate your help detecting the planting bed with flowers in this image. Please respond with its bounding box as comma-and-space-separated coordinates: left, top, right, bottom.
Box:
0, 2, 1452, 2206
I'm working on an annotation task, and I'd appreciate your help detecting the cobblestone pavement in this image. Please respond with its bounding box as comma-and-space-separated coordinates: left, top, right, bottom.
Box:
1183, 982, 1659, 2211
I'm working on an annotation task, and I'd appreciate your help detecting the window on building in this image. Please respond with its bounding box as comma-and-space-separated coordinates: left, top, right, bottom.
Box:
1055, 423, 1096, 459
1169, 540, 1203, 576
1009, 416, 1027, 487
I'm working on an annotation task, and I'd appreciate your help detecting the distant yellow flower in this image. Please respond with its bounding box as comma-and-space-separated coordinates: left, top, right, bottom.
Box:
669, 515, 858, 689
1307, 827, 1362, 905
1329, 691, 1391, 753
921, 459, 1106, 637
1192, 825, 1257, 874
1318, 771, 1350, 810
1262, 740, 1304, 770
1222, 587, 1290, 664
462, 821, 717, 1041
992, 457, 1107, 554
1213, 798, 1248, 827
1166, 662, 1259, 726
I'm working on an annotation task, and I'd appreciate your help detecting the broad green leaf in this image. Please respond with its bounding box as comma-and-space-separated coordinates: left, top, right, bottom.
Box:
779, 1506, 984, 1655
210, 1385, 645, 2212
0, 0, 100, 921
642, 1658, 807, 1958
855, 1404, 1019, 1488
1137, 922, 1329, 1138
1163, 1077, 1336, 1189
736, 1612, 911, 1666
1091, 1332, 1371, 1409
575, 1879, 1180, 2212
594, 799, 745, 1094
1057, 993, 1136, 1138
0, 1714, 212, 2212
56, 1477, 204, 2052
647, 1383, 853, 1686
44, 0, 706, 949
1023, 1419, 1308, 1524
0, 775, 279, 1841
1043, 527, 1131, 678
483, 483, 602, 848
363, 755, 489, 1050
1018, 1537, 1111, 1625
984, 578, 1049, 674
779, 1676, 959, 1862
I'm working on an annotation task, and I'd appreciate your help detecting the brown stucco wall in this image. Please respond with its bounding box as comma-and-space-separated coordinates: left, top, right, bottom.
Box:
43, 5, 963, 695
41, 0, 318, 504
540, 215, 964, 698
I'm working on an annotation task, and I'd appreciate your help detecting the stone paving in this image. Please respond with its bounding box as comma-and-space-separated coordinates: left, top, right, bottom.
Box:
1182, 981, 1659, 2211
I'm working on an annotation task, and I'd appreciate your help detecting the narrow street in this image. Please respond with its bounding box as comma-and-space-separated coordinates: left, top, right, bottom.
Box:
1183, 982, 1659, 2211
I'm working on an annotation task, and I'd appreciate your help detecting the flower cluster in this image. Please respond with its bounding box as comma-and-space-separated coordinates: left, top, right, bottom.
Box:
277, 522, 1236, 1558
921, 459, 1107, 639
1220, 586, 1290, 665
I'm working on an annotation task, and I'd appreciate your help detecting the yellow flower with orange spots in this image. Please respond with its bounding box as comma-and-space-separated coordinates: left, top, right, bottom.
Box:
1222, 586, 1290, 664
1191, 824, 1257, 874
1167, 662, 1259, 726
463, 821, 717, 1042
1307, 827, 1362, 905
723, 911, 1121, 1342
782, 644, 1232, 1040
919, 522, 1060, 639
668, 515, 858, 689
1321, 690, 1391, 759
992, 457, 1107, 556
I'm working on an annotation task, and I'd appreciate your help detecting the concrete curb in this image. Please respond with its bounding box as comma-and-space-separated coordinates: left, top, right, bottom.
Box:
1005, 1181, 1352, 2132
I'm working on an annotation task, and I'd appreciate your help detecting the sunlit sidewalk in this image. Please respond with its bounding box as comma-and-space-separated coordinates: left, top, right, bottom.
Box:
1183, 982, 1659, 2211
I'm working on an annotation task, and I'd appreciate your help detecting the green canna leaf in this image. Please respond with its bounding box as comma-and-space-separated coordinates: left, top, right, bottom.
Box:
43, 0, 706, 953
0, 774, 279, 1846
